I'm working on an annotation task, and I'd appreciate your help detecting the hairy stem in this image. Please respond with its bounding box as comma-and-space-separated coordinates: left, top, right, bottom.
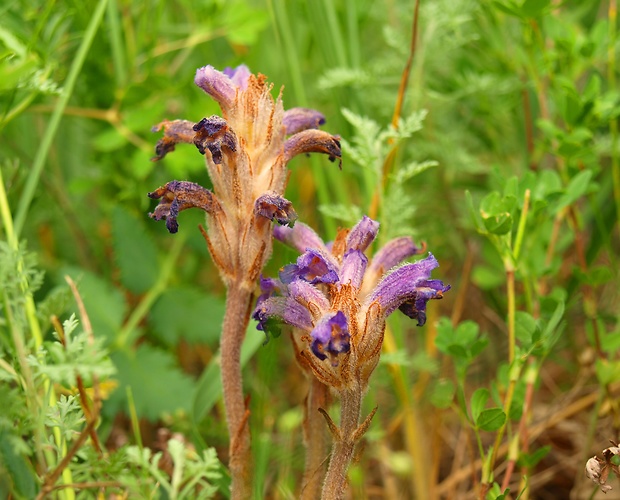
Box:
321, 388, 363, 500
221, 284, 254, 499
301, 378, 331, 500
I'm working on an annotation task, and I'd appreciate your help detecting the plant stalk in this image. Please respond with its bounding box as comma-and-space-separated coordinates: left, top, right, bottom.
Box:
221, 284, 254, 499
301, 378, 331, 500
321, 388, 363, 500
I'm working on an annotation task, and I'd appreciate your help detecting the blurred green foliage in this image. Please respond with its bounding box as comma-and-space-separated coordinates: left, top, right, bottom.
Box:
1, 0, 619, 497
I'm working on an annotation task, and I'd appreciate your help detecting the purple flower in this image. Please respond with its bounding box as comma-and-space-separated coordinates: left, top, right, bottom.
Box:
252, 216, 448, 391
310, 311, 350, 364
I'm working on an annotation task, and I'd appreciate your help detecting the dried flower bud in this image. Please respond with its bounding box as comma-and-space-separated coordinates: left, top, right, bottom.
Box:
151, 120, 197, 161
148, 181, 218, 233
192, 116, 237, 163
254, 193, 297, 226
585, 441, 620, 494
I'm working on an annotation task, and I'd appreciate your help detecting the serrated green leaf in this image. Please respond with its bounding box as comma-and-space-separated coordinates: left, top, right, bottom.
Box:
470, 388, 489, 423
476, 408, 506, 431
111, 206, 159, 294
150, 287, 225, 346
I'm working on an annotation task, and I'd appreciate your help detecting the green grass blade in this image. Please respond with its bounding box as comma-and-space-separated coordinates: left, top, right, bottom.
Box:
13, 0, 109, 238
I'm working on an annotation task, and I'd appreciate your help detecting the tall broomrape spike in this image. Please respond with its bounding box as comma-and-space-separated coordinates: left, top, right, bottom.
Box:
253, 216, 449, 498
147, 65, 341, 499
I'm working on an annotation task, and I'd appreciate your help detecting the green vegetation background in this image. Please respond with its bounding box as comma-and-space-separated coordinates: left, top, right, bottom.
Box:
1, 0, 619, 498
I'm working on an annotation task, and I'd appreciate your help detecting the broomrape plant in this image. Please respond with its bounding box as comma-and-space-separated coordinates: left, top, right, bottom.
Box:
147, 64, 341, 498
253, 216, 449, 499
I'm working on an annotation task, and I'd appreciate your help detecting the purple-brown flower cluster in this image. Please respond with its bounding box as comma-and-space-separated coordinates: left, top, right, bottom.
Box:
147, 65, 341, 288
253, 216, 450, 391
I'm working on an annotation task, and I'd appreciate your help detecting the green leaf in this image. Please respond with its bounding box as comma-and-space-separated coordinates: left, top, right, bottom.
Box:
32, 316, 116, 387
521, 0, 551, 18
92, 127, 128, 152
0, 429, 37, 499
222, 0, 269, 46
480, 192, 515, 234
517, 445, 551, 468
483, 212, 513, 235
150, 287, 225, 347
514, 311, 537, 344
61, 266, 127, 342
476, 408, 506, 431
111, 206, 159, 294
553, 170, 592, 214
492, 1, 524, 18
465, 190, 485, 232
107, 345, 196, 421
472, 265, 505, 290
540, 299, 565, 353
601, 330, 620, 354
429, 379, 455, 409
595, 359, 620, 386
470, 388, 489, 423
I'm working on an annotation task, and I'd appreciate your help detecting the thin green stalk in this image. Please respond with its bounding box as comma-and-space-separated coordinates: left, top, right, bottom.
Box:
609, 0, 620, 232
0, 92, 38, 130
269, 0, 340, 236
345, 0, 360, 68
0, 168, 74, 498
513, 189, 530, 261
13, 0, 109, 238
106, 0, 128, 89
114, 232, 186, 349
506, 269, 516, 367
126, 386, 143, 449
321, 0, 348, 67
480, 266, 520, 496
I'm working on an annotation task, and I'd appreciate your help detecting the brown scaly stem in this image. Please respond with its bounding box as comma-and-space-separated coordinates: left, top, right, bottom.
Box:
321, 388, 364, 500
301, 378, 331, 499
221, 283, 254, 500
